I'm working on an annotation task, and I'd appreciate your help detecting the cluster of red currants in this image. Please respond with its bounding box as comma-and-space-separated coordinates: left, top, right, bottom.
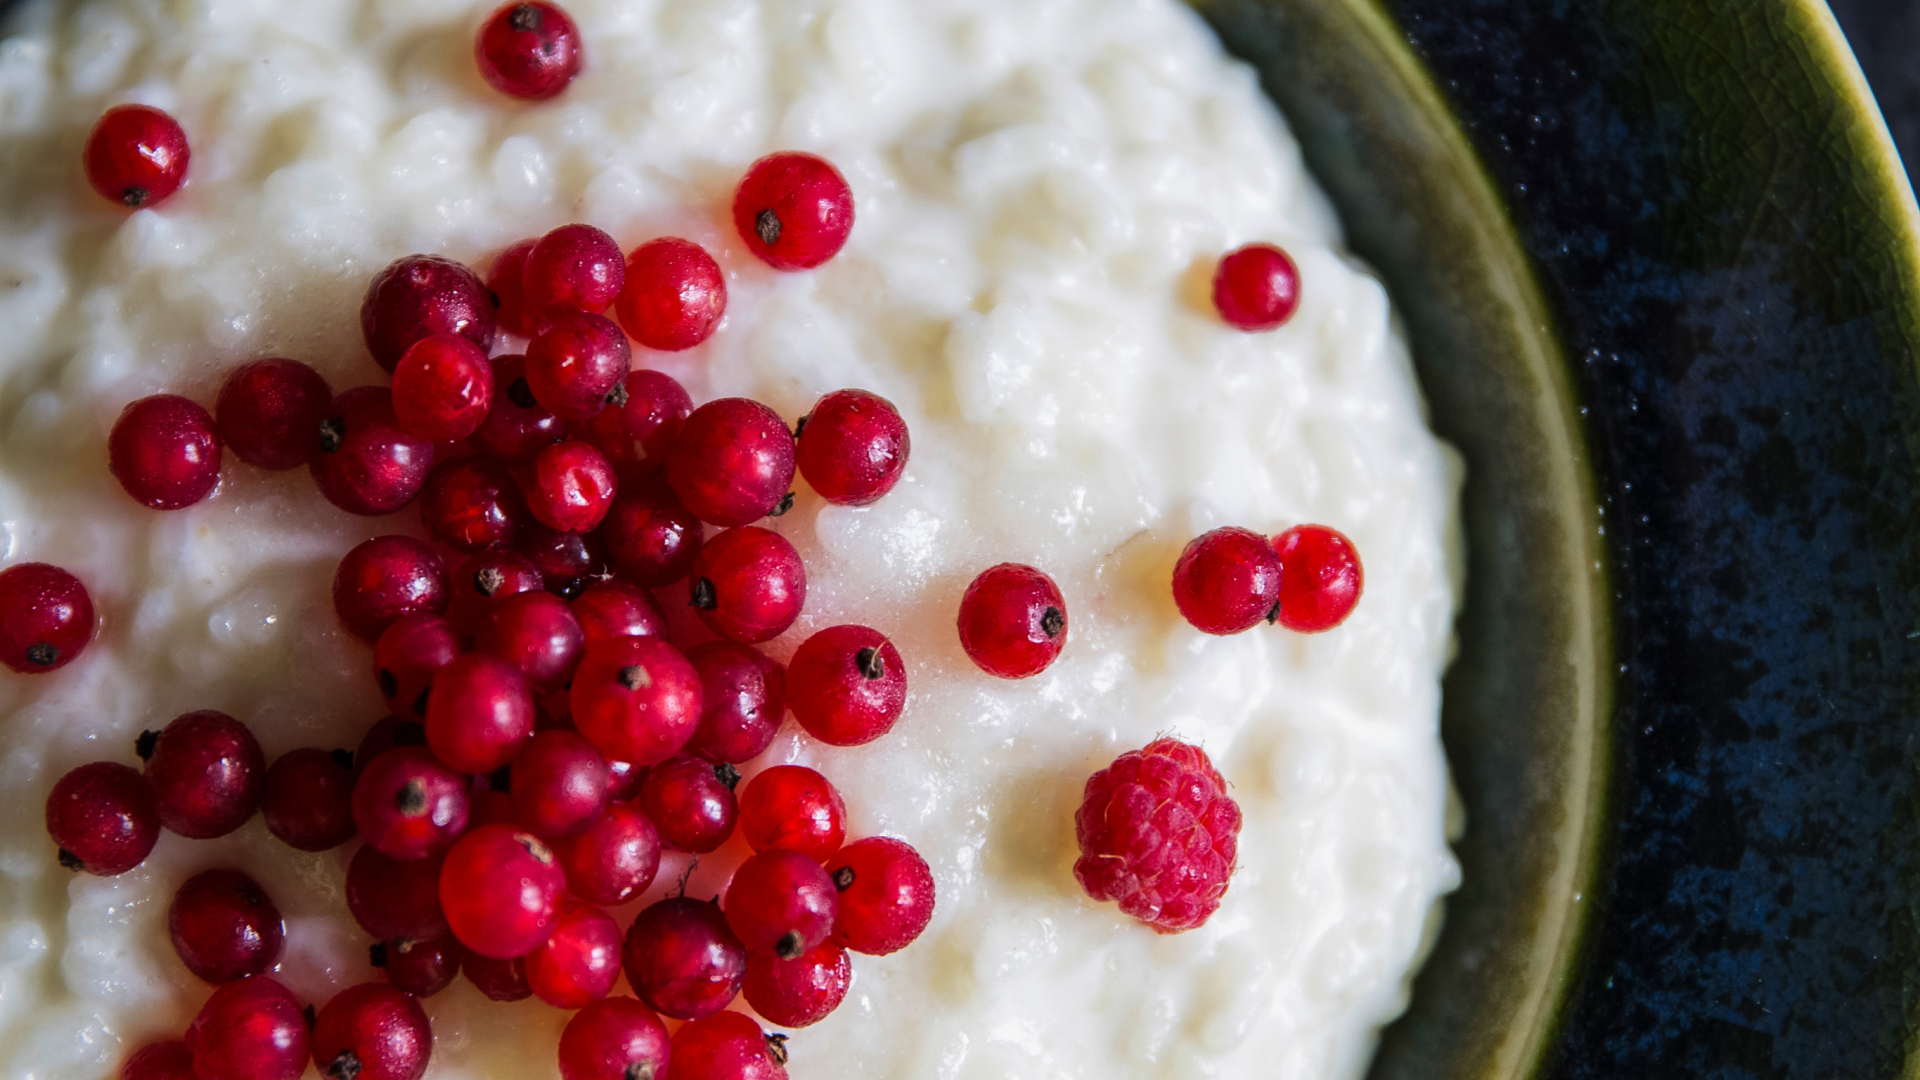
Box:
1170, 523, 1364, 637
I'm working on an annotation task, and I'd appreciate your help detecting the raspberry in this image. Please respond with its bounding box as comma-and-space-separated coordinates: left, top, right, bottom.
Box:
1071, 737, 1241, 934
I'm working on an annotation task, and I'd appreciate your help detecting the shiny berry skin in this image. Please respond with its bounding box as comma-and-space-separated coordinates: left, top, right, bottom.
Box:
108, 394, 222, 510
823, 836, 935, 955
487, 238, 540, 336
558, 997, 671, 1080
361, 254, 496, 374
526, 901, 623, 1008
374, 614, 461, 721
1072, 737, 1242, 933
311, 387, 437, 516
525, 223, 624, 317
725, 850, 837, 960
333, 535, 448, 643
185, 975, 309, 1080
572, 580, 668, 648
688, 527, 805, 645
787, 625, 905, 747
311, 983, 432, 1080
448, 548, 545, 632
419, 457, 528, 551
956, 563, 1067, 679
615, 238, 727, 352
84, 104, 189, 208
552, 800, 660, 905
216, 358, 333, 470
622, 896, 747, 1021
142, 710, 264, 839
121, 1040, 197, 1080
475, 355, 569, 464
424, 653, 536, 773
45, 761, 158, 875
475, 1, 582, 101
600, 479, 703, 587
1272, 524, 1364, 632
527, 312, 632, 422
378, 933, 462, 997
733, 152, 854, 272
440, 824, 565, 958
478, 590, 585, 694
1171, 526, 1285, 635
260, 747, 357, 851
392, 333, 494, 442
795, 389, 908, 506
0, 562, 94, 674
578, 368, 693, 477
168, 869, 284, 984
639, 755, 739, 854
518, 522, 608, 599
527, 440, 618, 532
684, 642, 785, 764
570, 637, 703, 766
667, 1011, 789, 1080
743, 940, 849, 1029
464, 952, 532, 1000
605, 757, 647, 801
1212, 243, 1301, 331
739, 765, 843, 861
510, 729, 608, 836
353, 746, 470, 859
346, 846, 448, 941
667, 398, 795, 527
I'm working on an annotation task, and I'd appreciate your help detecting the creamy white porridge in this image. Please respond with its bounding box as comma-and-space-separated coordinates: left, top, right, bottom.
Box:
0, 0, 1465, 1076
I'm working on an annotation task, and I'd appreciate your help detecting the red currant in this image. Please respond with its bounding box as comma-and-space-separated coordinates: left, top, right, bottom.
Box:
84, 104, 189, 208
1212, 243, 1301, 331
0, 562, 94, 674
667, 1011, 789, 1080
600, 478, 703, 587
527, 439, 618, 532
570, 637, 702, 766
477, 590, 585, 694
552, 798, 660, 905
688, 527, 805, 645
352, 745, 470, 859
517, 522, 608, 599
447, 548, 544, 632
823, 836, 934, 955
487, 238, 540, 336
577, 368, 693, 477
260, 747, 356, 851
614, 238, 726, 351
440, 824, 565, 958
526, 900, 623, 1008
121, 1040, 196, 1080
725, 850, 836, 959
474, 355, 568, 463
464, 952, 532, 1000
311, 386, 437, 516
1171, 526, 1284, 635
733, 151, 853, 271
524, 223, 624, 317
168, 869, 284, 984
638, 754, 739, 853
419, 457, 528, 551
605, 757, 647, 801
795, 389, 908, 505
475, 1, 583, 101
956, 563, 1067, 679
376, 933, 462, 997
743, 940, 849, 1028
333, 535, 447, 643
510, 729, 608, 836
45, 761, 158, 875
571, 580, 667, 649
108, 394, 222, 510
787, 625, 905, 746
392, 333, 494, 442
361, 255, 495, 374
215, 358, 332, 470
310, 983, 431, 1080
1272, 524, 1363, 632
185, 975, 309, 1080
739, 765, 844, 861
346, 846, 448, 941
141, 710, 264, 839
558, 997, 670, 1080
424, 653, 536, 773
685, 642, 785, 764
667, 398, 795, 527
373, 614, 460, 720
527, 312, 632, 421
622, 896, 746, 1020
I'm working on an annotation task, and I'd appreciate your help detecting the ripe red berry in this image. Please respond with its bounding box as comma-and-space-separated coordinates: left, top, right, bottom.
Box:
577, 368, 693, 477
955, 563, 1067, 679
1272, 524, 1364, 632
346, 846, 448, 941
517, 522, 608, 600
638, 754, 739, 854
684, 642, 785, 764
487, 238, 540, 336
524, 223, 624, 318
361, 255, 495, 374
45, 761, 158, 875
615, 238, 726, 351
392, 333, 494, 442
743, 940, 850, 1028
141, 710, 264, 839
215, 358, 332, 470
1212, 243, 1301, 331
1171, 526, 1284, 635
419, 457, 528, 551
121, 1040, 197, 1080
558, 997, 670, 1080
527, 439, 618, 532
440, 824, 565, 958
725, 850, 837, 960
526, 901, 623, 1008
464, 952, 532, 1000
185, 975, 309, 1080
376, 933, 462, 997
527, 312, 632, 422
688, 527, 805, 645
310, 983, 431, 1080
475, 1, 583, 101
352, 745, 470, 859
822, 836, 935, 955
478, 590, 586, 694
373, 614, 461, 721
84, 104, 189, 208
333, 535, 448, 643
787, 625, 904, 747
311, 387, 437, 516
260, 747, 357, 851
424, 653, 536, 773
108, 394, 222, 510
1073, 737, 1242, 933
510, 729, 608, 836
667, 398, 795, 527
169, 869, 284, 984
551, 800, 660, 905
447, 548, 545, 632
570, 637, 702, 766
604, 757, 647, 802
622, 896, 747, 1020
474, 355, 568, 463
733, 151, 853, 271
600, 479, 703, 587
739, 765, 843, 861
571, 580, 667, 649
667, 1011, 789, 1080
795, 389, 908, 506
0, 562, 94, 674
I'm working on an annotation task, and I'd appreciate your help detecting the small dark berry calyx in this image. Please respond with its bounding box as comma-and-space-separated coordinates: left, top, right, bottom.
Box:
832, 864, 855, 891
755, 209, 783, 246
714, 762, 741, 791
793, 414, 809, 439
766, 1033, 791, 1066
855, 646, 884, 680
507, 3, 542, 30
325, 1050, 364, 1080
514, 832, 555, 865
393, 720, 427, 746
397, 778, 428, 816
489, 765, 513, 792
24, 643, 57, 667
775, 930, 805, 960
411, 686, 431, 716
134, 729, 160, 760
488, 288, 502, 310
618, 664, 652, 691
57, 847, 82, 871
553, 575, 591, 601
377, 668, 400, 697
330, 748, 354, 771
368, 941, 389, 967
768, 491, 795, 517
1265, 601, 1282, 625
624, 1064, 655, 1080
239, 880, 268, 907
475, 566, 508, 596
690, 577, 717, 611
606, 382, 630, 408
1041, 606, 1065, 639
317, 416, 346, 454
303, 1004, 318, 1030
507, 377, 538, 409
121, 186, 148, 208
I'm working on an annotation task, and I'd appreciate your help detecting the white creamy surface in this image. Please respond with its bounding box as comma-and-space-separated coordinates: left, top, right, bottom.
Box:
0, 0, 1465, 1077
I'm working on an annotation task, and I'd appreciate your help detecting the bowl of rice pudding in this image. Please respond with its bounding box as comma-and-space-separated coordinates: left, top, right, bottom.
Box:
0, 0, 1619, 1078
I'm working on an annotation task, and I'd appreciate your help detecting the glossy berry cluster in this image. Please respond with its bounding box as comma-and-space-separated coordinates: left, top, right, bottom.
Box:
1171, 523, 1363, 636
1072, 737, 1243, 933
